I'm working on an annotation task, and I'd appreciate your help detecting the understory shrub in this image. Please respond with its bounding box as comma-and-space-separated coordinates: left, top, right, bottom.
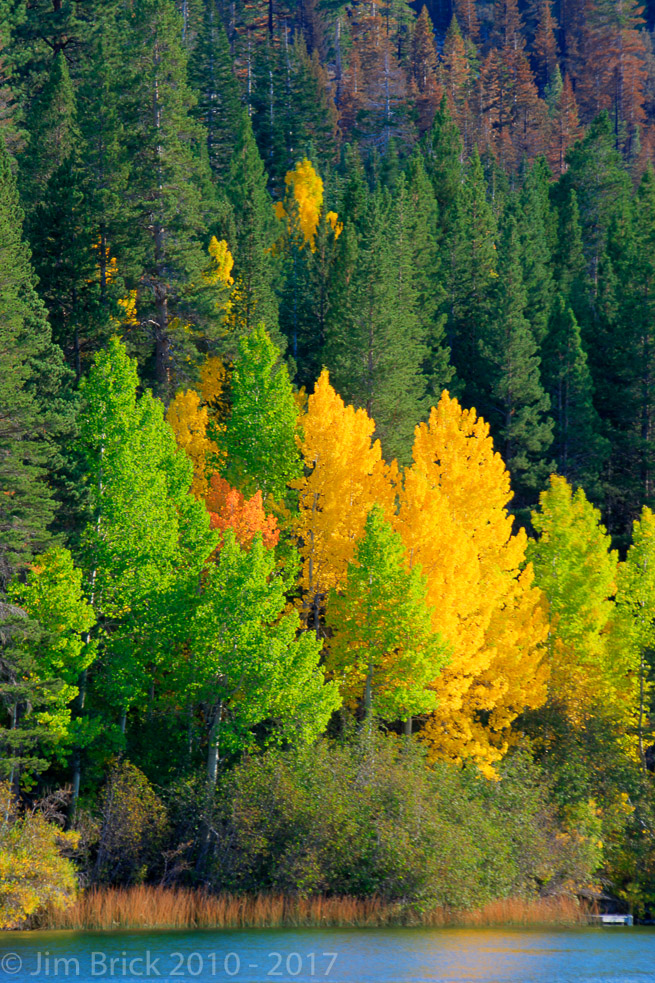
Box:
211, 733, 600, 906
0, 783, 78, 928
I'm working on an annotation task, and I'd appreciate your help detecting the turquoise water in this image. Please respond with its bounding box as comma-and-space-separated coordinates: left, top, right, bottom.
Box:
1, 927, 654, 983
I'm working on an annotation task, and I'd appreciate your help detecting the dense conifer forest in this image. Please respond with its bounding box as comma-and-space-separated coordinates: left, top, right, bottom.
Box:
5, 0, 655, 929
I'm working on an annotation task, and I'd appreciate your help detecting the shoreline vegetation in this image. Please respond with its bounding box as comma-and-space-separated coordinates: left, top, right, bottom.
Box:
36, 887, 594, 932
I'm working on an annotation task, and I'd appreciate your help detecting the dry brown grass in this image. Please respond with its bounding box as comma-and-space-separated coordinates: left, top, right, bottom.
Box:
39, 886, 594, 931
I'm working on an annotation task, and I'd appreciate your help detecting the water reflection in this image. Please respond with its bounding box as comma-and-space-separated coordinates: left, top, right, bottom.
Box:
2, 926, 654, 983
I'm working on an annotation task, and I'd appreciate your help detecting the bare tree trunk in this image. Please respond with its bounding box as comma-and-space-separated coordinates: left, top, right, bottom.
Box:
197, 701, 222, 871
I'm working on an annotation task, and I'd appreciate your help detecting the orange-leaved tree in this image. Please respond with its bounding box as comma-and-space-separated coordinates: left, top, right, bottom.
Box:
295, 370, 394, 630
393, 391, 548, 774
206, 474, 279, 550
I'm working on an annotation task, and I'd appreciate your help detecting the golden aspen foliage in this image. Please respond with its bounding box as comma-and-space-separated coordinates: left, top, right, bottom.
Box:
203, 237, 235, 325
275, 159, 341, 251
166, 356, 229, 498
295, 370, 394, 626
205, 236, 235, 287
199, 355, 230, 419
112, 290, 139, 329
394, 391, 548, 774
166, 389, 218, 498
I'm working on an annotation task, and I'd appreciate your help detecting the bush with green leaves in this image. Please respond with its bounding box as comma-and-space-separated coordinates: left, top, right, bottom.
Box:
211, 733, 600, 906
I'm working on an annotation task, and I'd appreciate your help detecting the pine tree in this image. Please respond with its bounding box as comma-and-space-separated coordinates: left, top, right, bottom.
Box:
518, 158, 555, 345
188, 7, 243, 184
532, 0, 559, 93
0, 134, 72, 591
562, 111, 631, 292
224, 112, 281, 348
441, 16, 472, 140
77, 8, 134, 363
552, 186, 588, 324
446, 149, 497, 407
399, 155, 452, 398
325, 189, 429, 463
484, 209, 553, 504
548, 73, 582, 176
542, 293, 607, 491
409, 6, 442, 133
118, 0, 219, 397
421, 96, 464, 242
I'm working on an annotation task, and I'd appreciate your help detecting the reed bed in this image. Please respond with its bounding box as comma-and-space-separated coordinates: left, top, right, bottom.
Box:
39, 885, 593, 931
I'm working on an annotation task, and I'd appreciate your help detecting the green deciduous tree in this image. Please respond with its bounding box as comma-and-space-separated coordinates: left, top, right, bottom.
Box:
2, 548, 95, 787
327, 506, 446, 725
75, 338, 214, 791
220, 326, 301, 501
186, 528, 340, 862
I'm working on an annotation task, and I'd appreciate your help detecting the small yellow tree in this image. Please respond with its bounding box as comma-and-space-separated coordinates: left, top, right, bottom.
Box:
394, 392, 548, 773
275, 158, 341, 251
166, 356, 228, 498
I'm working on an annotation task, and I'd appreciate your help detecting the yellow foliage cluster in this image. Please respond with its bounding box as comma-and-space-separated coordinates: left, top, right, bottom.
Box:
295, 370, 394, 611
205, 236, 235, 288
166, 357, 227, 498
0, 784, 78, 929
296, 379, 548, 774
276, 159, 342, 251
394, 394, 549, 772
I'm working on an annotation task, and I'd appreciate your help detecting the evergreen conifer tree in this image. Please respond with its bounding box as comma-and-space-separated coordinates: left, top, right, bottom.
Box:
325, 190, 428, 463
224, 112, 282, 349
485, 210, 553, 504
0, 135, 72, 590
189, 9, 242, 184
446, 148, 497, 407
118, 0, 219, 397
542, 293, 607, 492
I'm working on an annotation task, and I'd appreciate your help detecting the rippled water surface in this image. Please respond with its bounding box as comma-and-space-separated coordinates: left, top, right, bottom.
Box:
1, 926, 654, 983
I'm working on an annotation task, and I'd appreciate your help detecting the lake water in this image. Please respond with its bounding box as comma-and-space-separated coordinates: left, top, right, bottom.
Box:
1, 927, 654, 983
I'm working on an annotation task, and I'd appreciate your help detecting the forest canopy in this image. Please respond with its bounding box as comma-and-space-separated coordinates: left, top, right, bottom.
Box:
3, 0, 655, 925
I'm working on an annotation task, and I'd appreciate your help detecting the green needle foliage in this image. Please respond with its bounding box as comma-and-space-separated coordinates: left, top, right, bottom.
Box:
0, 133, 72, 590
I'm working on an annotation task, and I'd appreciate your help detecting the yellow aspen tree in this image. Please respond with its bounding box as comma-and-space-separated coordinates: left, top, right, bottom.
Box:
166, 355, 228, 498
165, 390, 218, 498
295, 370, 394, 629
394, 391, 548, 773
275, 158, 324, 249
275, 159, 341, 252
